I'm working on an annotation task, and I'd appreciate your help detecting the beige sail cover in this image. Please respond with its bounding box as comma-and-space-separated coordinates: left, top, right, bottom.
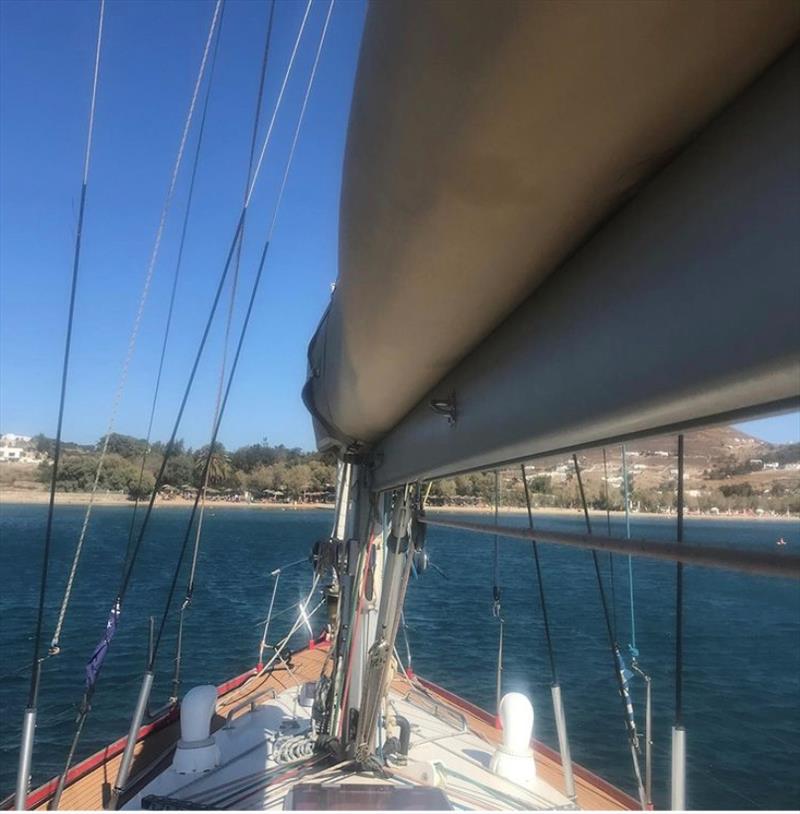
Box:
306, 0, 800, 450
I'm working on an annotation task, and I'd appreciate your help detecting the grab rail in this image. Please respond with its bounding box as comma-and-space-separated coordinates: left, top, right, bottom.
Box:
223, 687, 278, 729
402, 688, 469, 733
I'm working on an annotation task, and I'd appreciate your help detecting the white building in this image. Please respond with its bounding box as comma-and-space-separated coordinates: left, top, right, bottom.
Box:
0, 433, 43, 464
0, 433, 32, 444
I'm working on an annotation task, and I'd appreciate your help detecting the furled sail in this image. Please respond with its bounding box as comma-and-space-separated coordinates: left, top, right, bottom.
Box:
304, 0, 800, 487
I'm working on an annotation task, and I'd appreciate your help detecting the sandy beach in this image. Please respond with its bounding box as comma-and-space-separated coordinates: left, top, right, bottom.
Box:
0, 488, 334, 511
0, 487, 795, 521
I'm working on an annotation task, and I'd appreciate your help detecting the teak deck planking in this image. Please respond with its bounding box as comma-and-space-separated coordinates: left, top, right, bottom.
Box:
20, 644, 636, 811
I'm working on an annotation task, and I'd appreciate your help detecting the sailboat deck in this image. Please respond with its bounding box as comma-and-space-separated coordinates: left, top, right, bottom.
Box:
22, 645, 636, 811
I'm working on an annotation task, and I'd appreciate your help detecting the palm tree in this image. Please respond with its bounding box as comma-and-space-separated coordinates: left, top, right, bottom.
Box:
193, 444, 231, 488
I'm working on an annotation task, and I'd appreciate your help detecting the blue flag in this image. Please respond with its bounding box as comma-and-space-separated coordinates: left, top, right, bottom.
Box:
85, 599, 120, 691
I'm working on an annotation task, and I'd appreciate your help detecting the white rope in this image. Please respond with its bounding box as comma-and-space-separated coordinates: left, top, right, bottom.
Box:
81, 0, 105, 185
50, 0, 223, 653
263, 0, 334, 241
181, 0, 316, 594
189, 189, 245, 592
244, 0, 313, 208
245, 3, 337, 693
185, 0, 333, 659
274, 734, 315, 763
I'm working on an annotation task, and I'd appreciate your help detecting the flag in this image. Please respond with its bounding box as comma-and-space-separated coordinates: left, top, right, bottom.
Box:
85, 599, 121, 691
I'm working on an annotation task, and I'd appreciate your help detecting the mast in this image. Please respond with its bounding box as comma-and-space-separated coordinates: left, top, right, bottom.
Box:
320, 465, 423, 764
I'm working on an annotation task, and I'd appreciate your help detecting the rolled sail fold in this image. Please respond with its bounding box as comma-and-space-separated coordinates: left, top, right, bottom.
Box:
304, 0, 800, 486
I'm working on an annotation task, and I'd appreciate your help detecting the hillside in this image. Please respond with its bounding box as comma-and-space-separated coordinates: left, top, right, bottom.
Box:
428, 424, 800, 516
1, 425, 798, 516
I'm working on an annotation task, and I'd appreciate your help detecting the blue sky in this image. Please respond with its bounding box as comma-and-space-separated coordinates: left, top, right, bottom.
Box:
0, 0, 797, 452
1, 0, 365, 452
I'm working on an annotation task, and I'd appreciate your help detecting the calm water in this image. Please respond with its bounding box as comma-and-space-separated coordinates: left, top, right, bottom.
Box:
0, 504, 798, 809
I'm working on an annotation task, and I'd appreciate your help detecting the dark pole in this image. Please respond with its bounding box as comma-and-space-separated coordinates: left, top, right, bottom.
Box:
675, 434, 685, 725
671, 433, 687, 809
415, 516, 800, 580
521, 464, 576, 798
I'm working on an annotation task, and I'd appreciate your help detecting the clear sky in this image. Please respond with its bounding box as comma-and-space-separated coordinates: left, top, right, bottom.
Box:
0, 0, 797, 453
1, 0, 366, 452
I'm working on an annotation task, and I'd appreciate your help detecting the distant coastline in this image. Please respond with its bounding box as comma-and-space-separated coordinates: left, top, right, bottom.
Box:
3, 426, 799, 517
1, 488, 796, 522
0, 489, 333, 511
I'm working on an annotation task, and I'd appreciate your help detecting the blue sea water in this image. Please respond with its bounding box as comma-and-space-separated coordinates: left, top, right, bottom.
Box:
0, 504, 798, 809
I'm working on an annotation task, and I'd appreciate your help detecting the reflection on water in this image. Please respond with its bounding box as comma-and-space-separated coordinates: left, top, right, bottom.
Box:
0, 505, 797, 809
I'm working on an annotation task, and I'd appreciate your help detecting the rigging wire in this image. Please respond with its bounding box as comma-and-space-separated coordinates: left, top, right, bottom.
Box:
48, 0, 223, 656
675, 434, 685, 727
573, 454, 646, 809
113, 0, 312, 610
621, 443, 638, 658
147, 0, 333, 675
14, 5, 105, 808
520, 461, 577, 799
50, 0, 315, 798
492, 470, 501, 614
520, 465, 558, 683
171, 0, 277, 702
615, 444, 652, 804
26, 0, 106, 711
491, 470, 504, 718
51, 0, 223, 808
120, 0, 231, 576
49, 0, 315, 801
27, 1, 107, 709
602, 447, 617, 640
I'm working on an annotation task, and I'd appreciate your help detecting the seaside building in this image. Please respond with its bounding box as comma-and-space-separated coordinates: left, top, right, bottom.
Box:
1, 433, 32, 444
0, 433, 45, 464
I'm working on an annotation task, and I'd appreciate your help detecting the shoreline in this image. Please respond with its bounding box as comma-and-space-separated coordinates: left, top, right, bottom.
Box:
0, 489, 796, 522
428, 505, 800, 522
0, 489, 334, 511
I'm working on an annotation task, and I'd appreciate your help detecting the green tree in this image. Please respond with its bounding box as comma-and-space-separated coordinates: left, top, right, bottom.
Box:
98, 433, 148, 460
32, 433, 54, 456
246, 465, 275, 494
283, 464, 312, 500
193, 444, 230, 487
230, 440, 278, 473
528, 475, 551, 494
163, 454, 194, 487
129, 471, 155, 500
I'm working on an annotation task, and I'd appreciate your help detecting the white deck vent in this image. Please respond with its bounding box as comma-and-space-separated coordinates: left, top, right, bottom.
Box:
172, 685, 221, 775
490, 692, 537, 785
